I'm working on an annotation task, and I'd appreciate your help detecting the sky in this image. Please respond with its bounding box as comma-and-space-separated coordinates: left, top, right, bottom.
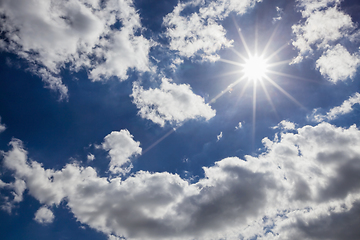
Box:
0, 0, 360, 239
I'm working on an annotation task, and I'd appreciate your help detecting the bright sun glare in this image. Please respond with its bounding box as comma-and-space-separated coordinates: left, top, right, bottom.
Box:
243, 56, 268, 80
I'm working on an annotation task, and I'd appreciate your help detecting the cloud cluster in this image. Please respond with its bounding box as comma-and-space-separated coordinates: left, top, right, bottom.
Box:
292, 0, 360, 82
131, 78, 216, 127
310, 92, 360, 122
163, 0, 260, 61
0, 0, 151, 98
1, 122, 360, 239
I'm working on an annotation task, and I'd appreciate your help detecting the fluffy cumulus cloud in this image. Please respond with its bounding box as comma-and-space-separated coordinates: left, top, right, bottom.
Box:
34, 206, 55, 224
131, 78, 216, 127
1, 122, 360, 239
310, 92, 360, 122
291, 0, 360, 82
102, 130, 142, 174
0, 0, 151, 98
316, 44, 360, 83
163, 0, 260, 61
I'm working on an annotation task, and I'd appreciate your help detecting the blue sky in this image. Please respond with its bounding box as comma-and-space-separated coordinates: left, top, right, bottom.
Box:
1, 0, 360, 239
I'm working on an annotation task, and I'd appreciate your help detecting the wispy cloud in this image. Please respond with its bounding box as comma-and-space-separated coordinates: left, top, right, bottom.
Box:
310, 92, 360, 122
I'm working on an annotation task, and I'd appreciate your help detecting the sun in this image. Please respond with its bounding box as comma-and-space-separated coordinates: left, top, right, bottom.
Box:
243, 55, 268, 80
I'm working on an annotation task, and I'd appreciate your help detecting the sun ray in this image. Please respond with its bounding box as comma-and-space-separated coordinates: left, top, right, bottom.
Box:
233, 17, 252, 57
261, 23, 280, 57
209, 76, 246, 104
142, 128, 176, 154
267, 59, 291, 67
267, 70, 321, 83
219, 58, 242, 67
264, 75, 306, 110
264, 42, 289, 62
258, 79, 278, 118
254, 21, 258, 56
252, 79, 257, 148
230, 48, 248, 62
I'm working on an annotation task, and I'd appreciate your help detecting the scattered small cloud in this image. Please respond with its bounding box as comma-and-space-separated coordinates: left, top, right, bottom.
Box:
0, 117, 6, 133
87, 153, 95, 162
217, 132, 223, 141
34, 206, 54, 224
273, 6, 283, 23
235, 122, 243, 130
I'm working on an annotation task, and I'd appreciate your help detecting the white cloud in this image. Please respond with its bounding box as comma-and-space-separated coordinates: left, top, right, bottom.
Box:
102, 130, 142, 174
0, 117, 6, 133
316, 44, 360, 83
291, 2, 356, 64
163, 0, 260, 61
216, 132, 223, 141
34, 206, 54, 224
0, 0, 151, 98
310, 92, 360, 122
131, 78, 216, 127
87, 153, 95, 162
235, 122, 243, 130
1, 122, 360, 239
272, 6, 283, 22
272, 120, 296, 130
296, 0, 342, 17
0, 177, 26, 213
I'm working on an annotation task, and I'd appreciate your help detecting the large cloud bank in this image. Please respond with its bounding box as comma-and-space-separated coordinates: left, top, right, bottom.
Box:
1, 122, 360, 239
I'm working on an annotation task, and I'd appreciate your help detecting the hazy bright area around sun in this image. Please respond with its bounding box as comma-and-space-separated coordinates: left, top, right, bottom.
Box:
243, 56, 269, 80
1, 0, 360, 240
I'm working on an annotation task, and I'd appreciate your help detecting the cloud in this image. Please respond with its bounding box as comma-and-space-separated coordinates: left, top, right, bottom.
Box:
310, 92, 360, 122
131, 78, 216, 127
235, 121, 243, 130
163, 0, 260, 61
0, 178, 26, 213
296, 0, 342, 17
273, 6, 283, 22
216, 132, 223, 141
272, 120, 296, 130
291, 1, 357, 68
101, 130, 142, 174
2, 121, 360, 239
87, 153, 95, 162
274, 201, 360, 240
34, 206, 54, 224
316, 44, 360, 83
0, 0, 151, 98
0, 117, 6, 133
